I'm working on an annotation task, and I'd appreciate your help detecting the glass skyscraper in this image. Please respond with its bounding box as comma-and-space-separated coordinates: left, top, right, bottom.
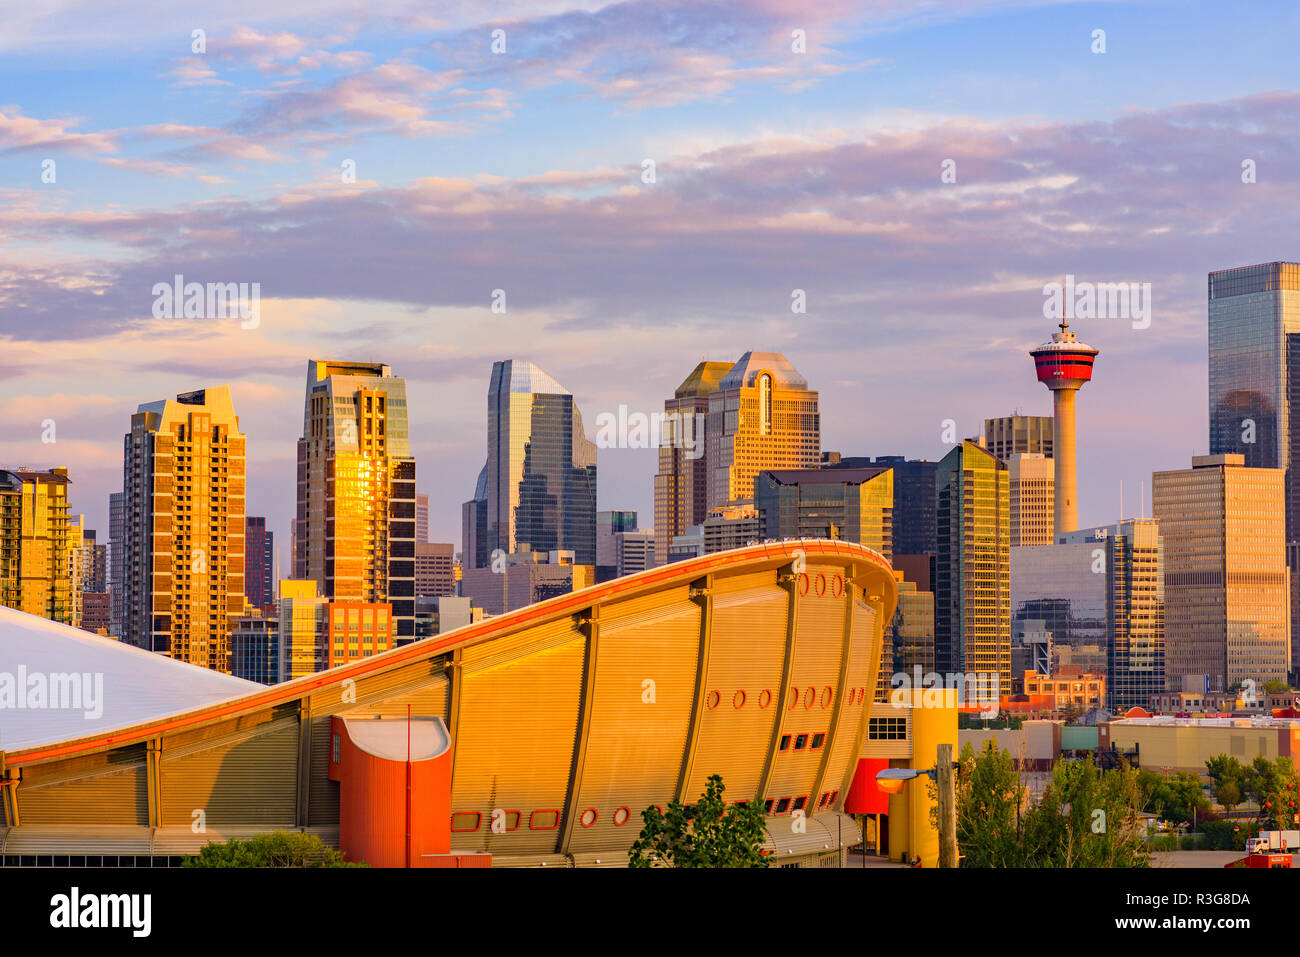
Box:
294, 361, 416, 642
1013, 520, 1165, 710
934, 440, 1010, 685
463, 359, 597, 568
1208, 262, 1300, 673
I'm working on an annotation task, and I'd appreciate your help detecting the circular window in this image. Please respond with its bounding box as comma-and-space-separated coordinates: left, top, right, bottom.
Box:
613, 806, 630, 827
798, 573, 810, 596
831, 575, 844, 598
580, 808, 598, 828
804, 686, 816, 709
733, 689, 747, 709
758, 689, 772, 709
815, 573, 827, 596
707, 690, 721, 709
788, 687, 800, 710
821, 686, 833, 708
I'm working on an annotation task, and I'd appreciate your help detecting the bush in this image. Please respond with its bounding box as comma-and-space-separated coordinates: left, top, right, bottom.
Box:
183, 831, 365, 867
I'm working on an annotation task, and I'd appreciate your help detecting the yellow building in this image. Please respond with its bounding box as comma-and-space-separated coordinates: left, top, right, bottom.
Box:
706, 351, 820, 510
0, 540, 901, 868
121, 387, 246, 672
654, 361, 732, 565
936, 441, 1010, 686
295, 361, 416, 642
1153, 454, 1289, 691
0, 467, 73, 625
1007, 452, 1054, 547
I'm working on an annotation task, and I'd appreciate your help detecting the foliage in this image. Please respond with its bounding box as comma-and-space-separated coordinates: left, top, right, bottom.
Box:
183, 831, 364, 867
1215, 780, 1241, 817
628, 774, 770, 868
952, 742, 1148, 868
1264, 680, 1291, 694
1137, 769, 1210, 826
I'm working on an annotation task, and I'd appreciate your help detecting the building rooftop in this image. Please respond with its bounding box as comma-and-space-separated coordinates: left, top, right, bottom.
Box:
0, 604, 260, 751
718, 351, 808, 390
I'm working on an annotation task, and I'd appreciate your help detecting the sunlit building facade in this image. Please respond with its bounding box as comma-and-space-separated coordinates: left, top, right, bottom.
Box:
935, 441, 1010, 685
1008, 453, 1054, 547
294, 360, 416, 642
0, 467, 73, 625
653, 361, 731, 565
706, 351, 820, 510
1153, 454, 1289, 691
463, 359, 598, 568
121, 387, 246, 672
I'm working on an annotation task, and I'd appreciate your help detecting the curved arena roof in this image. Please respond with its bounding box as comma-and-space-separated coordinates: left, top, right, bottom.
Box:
0, 540, 896, 868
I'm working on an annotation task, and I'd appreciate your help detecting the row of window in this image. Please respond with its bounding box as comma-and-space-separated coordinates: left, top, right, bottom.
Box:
778, 731, 825, 752
705, 685, 869, 712
450, 806, 634, 833
763, 789, 840, 816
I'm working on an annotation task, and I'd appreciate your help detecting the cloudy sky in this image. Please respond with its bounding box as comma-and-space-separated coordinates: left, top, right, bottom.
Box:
2, 0, 1298, 556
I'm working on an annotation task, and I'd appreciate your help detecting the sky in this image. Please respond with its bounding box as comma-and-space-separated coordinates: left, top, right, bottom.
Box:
3, 0, 1299, 559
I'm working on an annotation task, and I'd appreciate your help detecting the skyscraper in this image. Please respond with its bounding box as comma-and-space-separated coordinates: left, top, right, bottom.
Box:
1208, 262, 1300, 668
935, 441, 1010, 685
1007, 452, 1054, 546
982, 414, 1054, 460
294, 360, 416, 642
244, 516, 274, 610
652, 360, 731, 565
826, 455, 938, 582
108, 490, 125, 638
754, 466, 893, 559
416, 493, 429, 543
1013, 520, 1165, 711
415, 541, 455, 598
463, 359, 598, 567
1031, 322, 1098, 536
0, 467, 73, 624
705, 351, 820, 510
121, 387, 246, 672
1153, 454, 1289, 692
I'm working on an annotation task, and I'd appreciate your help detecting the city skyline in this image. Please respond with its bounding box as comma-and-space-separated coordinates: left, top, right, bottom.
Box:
10, 3, 1300, 557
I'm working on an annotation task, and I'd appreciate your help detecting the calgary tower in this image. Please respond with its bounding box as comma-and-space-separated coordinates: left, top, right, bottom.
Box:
1030, 319, 1099, 537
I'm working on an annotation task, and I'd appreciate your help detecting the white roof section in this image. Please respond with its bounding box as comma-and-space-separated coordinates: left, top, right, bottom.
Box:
718, 351, 808, 390
0, 605, 260, 752
341, 716, 450, 761
494, 359, 571, 396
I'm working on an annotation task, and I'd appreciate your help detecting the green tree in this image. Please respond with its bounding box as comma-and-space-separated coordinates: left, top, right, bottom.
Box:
1215, 780, 1241, 818
952, 744, 1149, 867
184, 831, 364, 867
1138, 770, 1210, 826
953, 740, 1026, 867
1205, 754, 1247, 791
628, 774, 770, 867
1022, 756, 1150, 868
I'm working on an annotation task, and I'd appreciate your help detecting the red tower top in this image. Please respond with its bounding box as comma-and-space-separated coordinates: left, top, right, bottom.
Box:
1030, 320, 1098, 391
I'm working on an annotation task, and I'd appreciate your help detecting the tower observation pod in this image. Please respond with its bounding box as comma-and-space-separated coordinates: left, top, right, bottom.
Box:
1030, 320, 1098, 537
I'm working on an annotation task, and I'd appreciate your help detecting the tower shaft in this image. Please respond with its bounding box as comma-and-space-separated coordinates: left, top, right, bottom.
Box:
1052, 387, 1078, 536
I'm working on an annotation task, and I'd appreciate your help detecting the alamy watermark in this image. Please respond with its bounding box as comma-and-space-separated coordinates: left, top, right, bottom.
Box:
0, 667, 104, 719
594, 405, 705, 460
1043, 274, 1150, 330
152, 274, 260, 329
890, 667, 1000, 718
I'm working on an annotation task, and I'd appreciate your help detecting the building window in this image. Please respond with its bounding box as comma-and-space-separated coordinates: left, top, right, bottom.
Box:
868, 717, 907, 740
779, 734, 791, 752
794, 734, 808, 751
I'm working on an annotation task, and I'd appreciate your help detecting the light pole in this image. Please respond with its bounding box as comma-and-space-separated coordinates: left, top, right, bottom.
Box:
876, 742, 959, 867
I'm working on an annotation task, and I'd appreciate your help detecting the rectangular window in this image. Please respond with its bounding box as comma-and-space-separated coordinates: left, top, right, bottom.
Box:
775, 798, 790, 814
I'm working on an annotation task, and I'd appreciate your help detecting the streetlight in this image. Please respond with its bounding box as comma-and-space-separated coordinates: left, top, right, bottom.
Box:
875, 743, 958, 867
